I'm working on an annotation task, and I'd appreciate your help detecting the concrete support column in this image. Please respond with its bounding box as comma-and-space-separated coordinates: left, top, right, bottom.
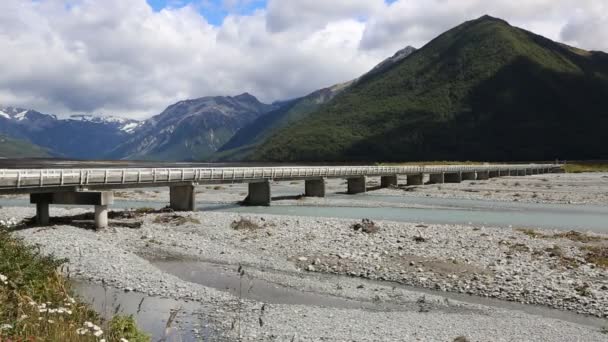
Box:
461, 172, 476, 181
380, 175, 398, 188
94, 205, 108, 229
476, 171, 490, 180
246, 180, 272, 206
445, 172, 462, 183
406, 174, 424, 186
428, 173, 445, 184
36, 202, 50, 226
305, 178, 326, 197
489, 170, 500, 178
170, 185, 196, 211
347, 176, 367, 194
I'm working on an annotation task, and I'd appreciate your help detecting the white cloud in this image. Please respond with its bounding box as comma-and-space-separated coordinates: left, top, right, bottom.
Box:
0, 0, 606, 119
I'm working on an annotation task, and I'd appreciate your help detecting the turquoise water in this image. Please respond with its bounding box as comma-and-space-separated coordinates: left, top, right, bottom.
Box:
2, 193, 607, 232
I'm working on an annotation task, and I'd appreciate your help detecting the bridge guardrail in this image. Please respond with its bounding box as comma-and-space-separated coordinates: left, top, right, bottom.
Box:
0, 164, 559, 192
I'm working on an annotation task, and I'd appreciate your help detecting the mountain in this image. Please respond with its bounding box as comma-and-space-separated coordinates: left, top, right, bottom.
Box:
252, 15, 608, 162
0, 107, 141, 159
212, 82, 352, 161
108, 93, 274, 161
212, 46, 417, 161
0, 134, 52, 158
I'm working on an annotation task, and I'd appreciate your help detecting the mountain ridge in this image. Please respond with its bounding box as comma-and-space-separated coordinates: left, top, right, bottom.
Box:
251, 15, 608, 162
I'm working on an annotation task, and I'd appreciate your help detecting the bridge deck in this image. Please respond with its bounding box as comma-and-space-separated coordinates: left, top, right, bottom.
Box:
0, 164, 559, 194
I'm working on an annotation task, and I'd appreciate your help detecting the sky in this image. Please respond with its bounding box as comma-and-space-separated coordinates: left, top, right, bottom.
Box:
0, 0, 607, 119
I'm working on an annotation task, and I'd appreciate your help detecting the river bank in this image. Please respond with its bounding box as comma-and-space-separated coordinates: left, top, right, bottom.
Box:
1, 205, 606, 341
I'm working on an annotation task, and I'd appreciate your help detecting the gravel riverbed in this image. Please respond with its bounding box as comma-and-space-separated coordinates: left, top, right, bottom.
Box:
1, 172, 608, 341
2, 204, 607, 341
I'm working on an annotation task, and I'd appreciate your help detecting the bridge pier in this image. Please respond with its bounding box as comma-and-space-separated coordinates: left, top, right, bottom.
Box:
35, 202, 50, 226
444, 172, 462, 183
489, 170, 500, 178
461, 171, 476, 181
406, 174, 424, 186
169, 184, 196, 211
428, 173, 444, 184
305, 178, 325, 197
380, 175, 398, 188
30, 191, 113, 229
476, 171, 489, 180
245, 180, 272, 206
347, 176, 367, 194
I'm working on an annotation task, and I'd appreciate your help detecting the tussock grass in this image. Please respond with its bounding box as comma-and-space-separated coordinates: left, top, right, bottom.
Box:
0, 228, 149, 341
563, 163, 608, 173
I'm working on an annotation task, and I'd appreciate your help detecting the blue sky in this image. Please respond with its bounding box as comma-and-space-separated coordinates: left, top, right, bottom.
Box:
146, 0, 399, 26
146, 0, 267, 25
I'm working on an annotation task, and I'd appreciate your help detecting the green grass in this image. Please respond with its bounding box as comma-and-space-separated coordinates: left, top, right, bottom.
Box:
0, 135, 52, 158
563, 163, 608, 173
0, 227, 149, 341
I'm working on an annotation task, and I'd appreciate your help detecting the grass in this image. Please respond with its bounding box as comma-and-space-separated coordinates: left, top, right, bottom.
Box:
563, 163, 608, 173
583, 246, 608, 268
152, 214, 201, 226
231, 218, 262, 231
515, 228, 607, 243
0, 227, 149, 341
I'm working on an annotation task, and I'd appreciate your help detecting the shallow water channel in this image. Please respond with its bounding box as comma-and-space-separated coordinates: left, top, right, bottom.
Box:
2, 191, 608, 339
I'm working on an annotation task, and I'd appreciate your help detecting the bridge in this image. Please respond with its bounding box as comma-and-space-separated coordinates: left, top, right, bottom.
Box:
0, 164, 561, 228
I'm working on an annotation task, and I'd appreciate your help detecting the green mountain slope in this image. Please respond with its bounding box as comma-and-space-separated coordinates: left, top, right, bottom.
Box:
254, 15, 608, 162
211, 82, 351, 161
0, 135, 52, 158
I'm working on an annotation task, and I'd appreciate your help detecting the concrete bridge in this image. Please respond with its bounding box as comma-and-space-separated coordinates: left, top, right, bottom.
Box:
0, 164, 561, 228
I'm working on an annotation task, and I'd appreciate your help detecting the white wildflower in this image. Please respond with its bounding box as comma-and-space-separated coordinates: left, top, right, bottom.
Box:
28, 301, 37, 306
47, 319, 55, 324
120, 338, 129, 342
20, 314, 28, 320
38, 308, 48, 313
0, 324, 13, 331
48, 309, 57, 314
76, 328, 88, 335
100, 339, 106, 342
84, 321, 94, 328
0, 274, 7, 284
92, 325, 101, 331
93, 330, 103, 337
65, 309, 73, 315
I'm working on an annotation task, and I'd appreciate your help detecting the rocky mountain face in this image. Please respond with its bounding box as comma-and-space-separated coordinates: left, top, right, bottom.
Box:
107, 93, 274, 161
212, 46, 417, 161
253, 15, 608, 162
0, 107, 141, 159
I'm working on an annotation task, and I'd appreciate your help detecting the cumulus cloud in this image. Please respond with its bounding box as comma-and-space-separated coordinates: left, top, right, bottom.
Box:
0, 0, 606, 119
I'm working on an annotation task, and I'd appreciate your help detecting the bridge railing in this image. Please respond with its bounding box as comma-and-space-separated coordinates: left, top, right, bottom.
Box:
0, 164, 559, 191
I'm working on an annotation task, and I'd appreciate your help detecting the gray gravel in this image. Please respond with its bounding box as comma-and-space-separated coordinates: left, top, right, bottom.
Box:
2, 203, 607, 341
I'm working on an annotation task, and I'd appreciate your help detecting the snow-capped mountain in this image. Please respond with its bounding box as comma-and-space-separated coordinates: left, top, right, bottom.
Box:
108, 93, 275, 161
0, 106, 142, 159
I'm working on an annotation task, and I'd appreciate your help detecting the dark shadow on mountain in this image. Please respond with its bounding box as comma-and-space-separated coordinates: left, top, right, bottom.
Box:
342, 56, 608, 162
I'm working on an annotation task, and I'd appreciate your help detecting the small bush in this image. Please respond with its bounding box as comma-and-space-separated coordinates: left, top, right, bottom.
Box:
153, 214, 201, 226
231, 218, 262, 231
351, 219, 379, 234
